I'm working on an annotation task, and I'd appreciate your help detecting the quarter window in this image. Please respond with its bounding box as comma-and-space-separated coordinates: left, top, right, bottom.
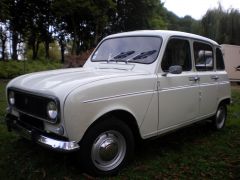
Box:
216, 48, 225, 70
161, 38, 191, 72
194, 42, 214, 71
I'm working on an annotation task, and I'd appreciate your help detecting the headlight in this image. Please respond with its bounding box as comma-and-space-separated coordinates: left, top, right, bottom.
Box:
9, 91, 15, 105
47, 101, 58, 120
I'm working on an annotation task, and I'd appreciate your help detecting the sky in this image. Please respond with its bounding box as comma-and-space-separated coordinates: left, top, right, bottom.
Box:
163, 0, 240, 20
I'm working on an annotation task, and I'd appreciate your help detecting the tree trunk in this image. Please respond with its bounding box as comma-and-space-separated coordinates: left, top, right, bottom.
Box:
94, 21, 100, 46
1, 36, 7, 60
59, 35, 65, 64
61, 44, 65, 64
71, 17, 77, 55
11, 31, 18, 60
76, 39, 81, 55
35, 41, 40, 59
45, 40, 50, 60
32, 40, 40, 60
32, 39, 36, 60
1, 39, 6, 60
0, 28, 7, 60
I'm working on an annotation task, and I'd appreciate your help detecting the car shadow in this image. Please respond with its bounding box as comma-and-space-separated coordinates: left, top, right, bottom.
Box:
135, 121, 215, 157
10, 120, 216, 178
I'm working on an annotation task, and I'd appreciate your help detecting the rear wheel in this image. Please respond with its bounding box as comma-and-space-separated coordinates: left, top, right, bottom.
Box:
79, 117, 134, 176
212, 103, 227, 130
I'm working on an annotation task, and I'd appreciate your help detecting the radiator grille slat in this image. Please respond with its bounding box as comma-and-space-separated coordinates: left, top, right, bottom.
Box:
15, 91, 49, 119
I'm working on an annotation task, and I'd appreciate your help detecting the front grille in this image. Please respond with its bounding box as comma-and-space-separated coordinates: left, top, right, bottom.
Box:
19, 113, 44, 131
14, 91, 49, 119
8, 88, 59, 123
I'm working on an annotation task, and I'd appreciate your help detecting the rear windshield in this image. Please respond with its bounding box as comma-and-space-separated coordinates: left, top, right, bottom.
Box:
91, 36, 162, 64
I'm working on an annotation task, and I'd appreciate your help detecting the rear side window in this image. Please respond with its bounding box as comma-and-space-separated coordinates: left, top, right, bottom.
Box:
194, 42, 213, 71
161, 38, 191, 72
216, 48, 225, 70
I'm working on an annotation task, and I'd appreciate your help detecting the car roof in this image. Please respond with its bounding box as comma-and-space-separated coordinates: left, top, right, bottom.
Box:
106, 30, 219, 46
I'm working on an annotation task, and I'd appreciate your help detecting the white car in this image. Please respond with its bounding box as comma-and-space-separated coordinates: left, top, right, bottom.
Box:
5, 30, 231, 176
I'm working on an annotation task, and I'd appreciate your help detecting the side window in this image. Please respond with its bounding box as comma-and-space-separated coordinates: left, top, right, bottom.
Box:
216, 48, 225, 70
194, 42, 214, 71
161, 38, 191, 72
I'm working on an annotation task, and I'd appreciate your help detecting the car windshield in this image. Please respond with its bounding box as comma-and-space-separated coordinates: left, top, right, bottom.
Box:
91, 36, 162, 64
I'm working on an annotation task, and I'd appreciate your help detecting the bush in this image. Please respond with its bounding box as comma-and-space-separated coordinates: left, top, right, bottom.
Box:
0, 60, 62, 79
64, 48, 94, 68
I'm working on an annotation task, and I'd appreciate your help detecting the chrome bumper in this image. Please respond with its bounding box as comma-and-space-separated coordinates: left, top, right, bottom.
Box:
6, 114, 80, 152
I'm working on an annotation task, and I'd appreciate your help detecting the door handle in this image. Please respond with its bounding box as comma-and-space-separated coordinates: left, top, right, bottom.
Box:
211, 76, 219, 80
189, 76, 200, 82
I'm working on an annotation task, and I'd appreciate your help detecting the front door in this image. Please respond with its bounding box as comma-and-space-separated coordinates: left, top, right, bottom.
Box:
157, 38, 199, 131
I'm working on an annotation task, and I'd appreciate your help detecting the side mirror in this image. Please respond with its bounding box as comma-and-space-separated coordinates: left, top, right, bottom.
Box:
169, 65, 182, 74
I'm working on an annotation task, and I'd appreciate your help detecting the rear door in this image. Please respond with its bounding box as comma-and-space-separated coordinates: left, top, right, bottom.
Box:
193, 41, 218, 117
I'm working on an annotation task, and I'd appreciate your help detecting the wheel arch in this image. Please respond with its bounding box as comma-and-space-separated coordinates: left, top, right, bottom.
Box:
218, 97, 231, 106
80, 109, 142, 145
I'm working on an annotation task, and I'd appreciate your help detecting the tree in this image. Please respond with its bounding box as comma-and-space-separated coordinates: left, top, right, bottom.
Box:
0, 0, 9, 22
225, 9, 240, 45
201, 4, 240, 45
3, 0, 207, 61
111, 0, 166, 32
0, 25, 8, 60
53, 21, 69, 63
8, 0, 24, 60
24, 0, 54, 60
201, 7, 223, 40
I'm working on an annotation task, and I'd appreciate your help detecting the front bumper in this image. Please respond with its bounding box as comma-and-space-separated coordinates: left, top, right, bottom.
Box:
5, 114, 80, 152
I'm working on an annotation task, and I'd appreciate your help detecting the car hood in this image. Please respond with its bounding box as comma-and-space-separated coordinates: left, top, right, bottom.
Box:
7, 67, 148, 99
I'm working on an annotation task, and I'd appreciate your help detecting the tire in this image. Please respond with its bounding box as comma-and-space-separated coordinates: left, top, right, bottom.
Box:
79, 116, 134, 176
212, 103, 227, 130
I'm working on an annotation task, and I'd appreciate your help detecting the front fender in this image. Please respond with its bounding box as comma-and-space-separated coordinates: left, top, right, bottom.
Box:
63, 75, 156, 142
64, 91, 154, 142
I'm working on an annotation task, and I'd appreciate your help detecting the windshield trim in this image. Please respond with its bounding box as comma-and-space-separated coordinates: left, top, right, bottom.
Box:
91, 35, 163, 65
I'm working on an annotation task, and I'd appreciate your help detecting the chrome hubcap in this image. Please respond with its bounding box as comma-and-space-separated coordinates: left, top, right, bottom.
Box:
99, 139, 118, 161
91, 130, 126, 171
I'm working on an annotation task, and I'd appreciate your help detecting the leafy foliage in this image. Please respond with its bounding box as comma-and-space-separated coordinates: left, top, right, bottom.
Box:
201, 5, 240, 45
0, 0, 169, 62
0, 1, 240, 63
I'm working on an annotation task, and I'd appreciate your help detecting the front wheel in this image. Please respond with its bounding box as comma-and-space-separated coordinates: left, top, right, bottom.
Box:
79, 117, 134, 176
212, 103, 227, 130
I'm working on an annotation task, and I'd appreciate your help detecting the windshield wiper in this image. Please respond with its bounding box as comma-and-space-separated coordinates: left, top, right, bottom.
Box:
107, 51, 135, 63
114, 51, 135, 59
132, 50, 157, 60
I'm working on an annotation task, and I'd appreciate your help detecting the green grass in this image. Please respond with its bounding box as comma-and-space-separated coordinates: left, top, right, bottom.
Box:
0, 61, 62, 79
0, 81, 240, 179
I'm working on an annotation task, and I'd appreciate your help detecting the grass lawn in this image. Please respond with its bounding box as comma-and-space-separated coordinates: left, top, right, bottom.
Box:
0, 80, 240, 179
